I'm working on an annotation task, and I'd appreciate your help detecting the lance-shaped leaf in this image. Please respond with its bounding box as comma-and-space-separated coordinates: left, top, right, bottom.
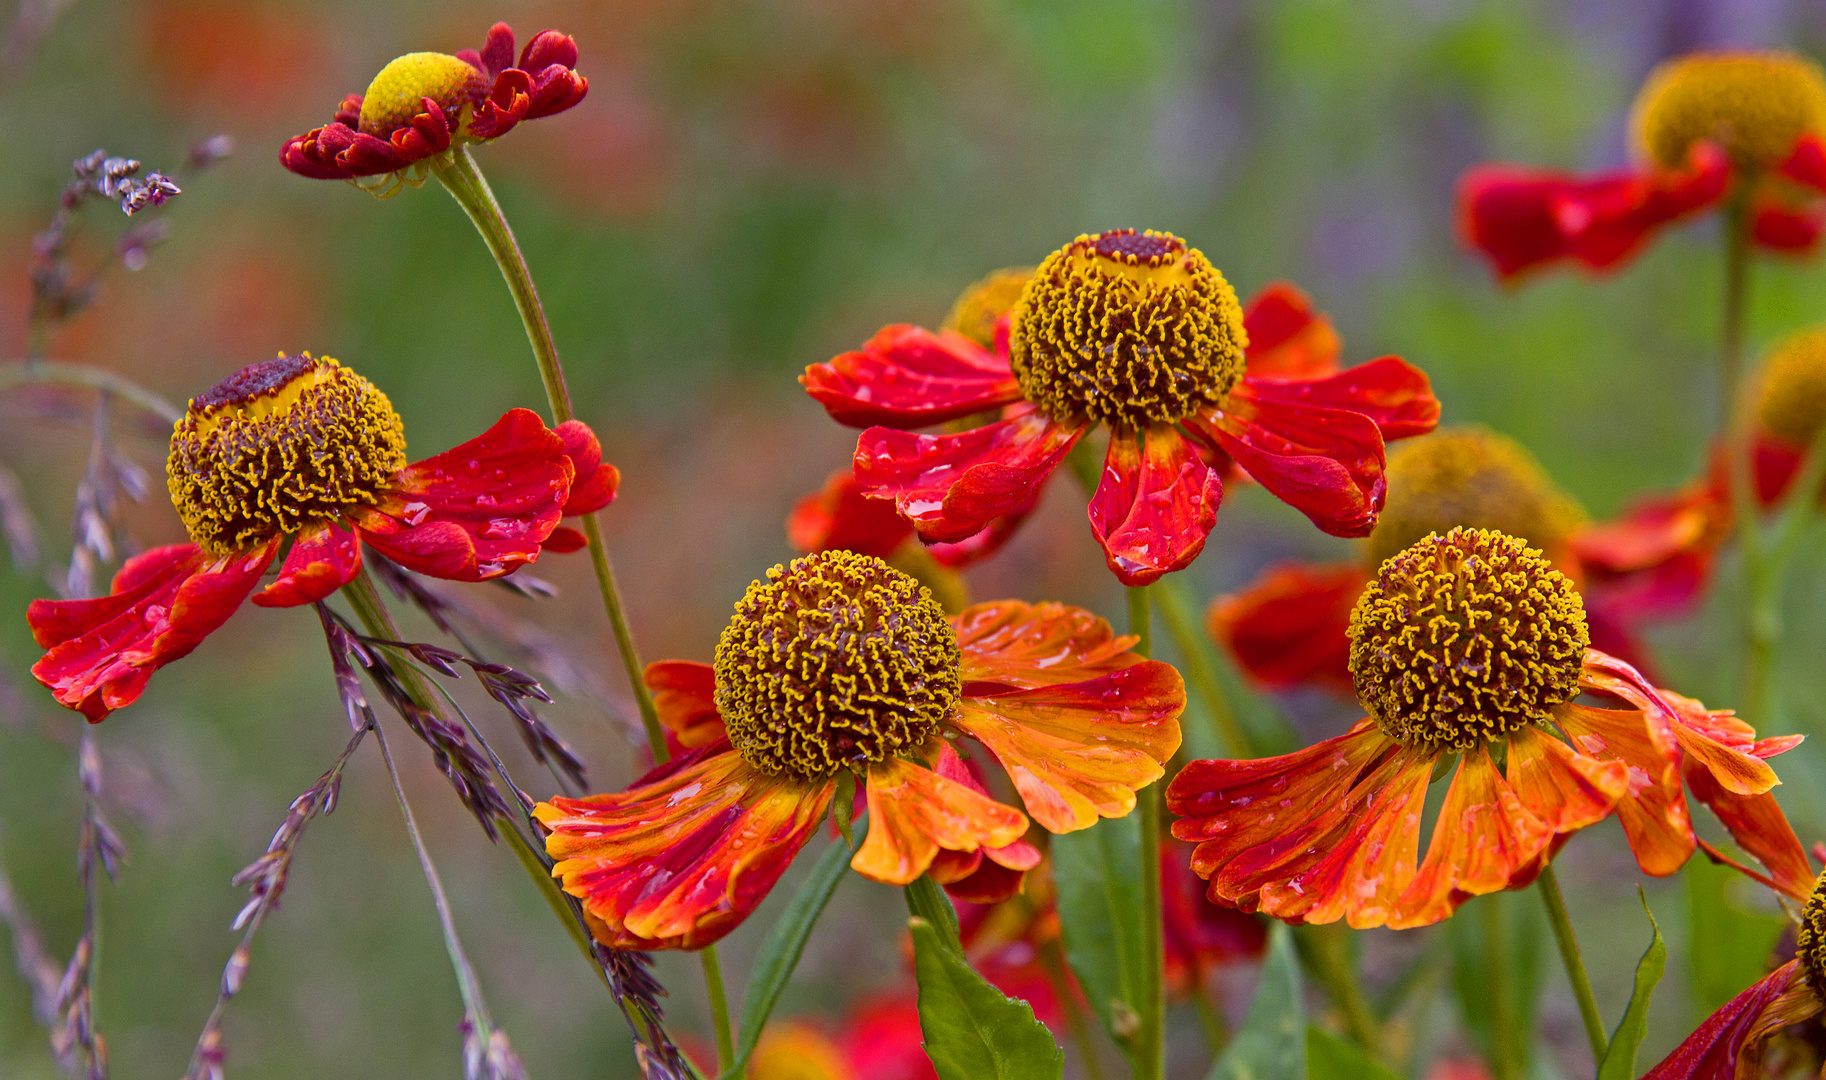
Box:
1052, 813, 1148, 1055
1597, 890, 1667, 1080
1306, 1025, 1401, 1080
1208, 922, 1304, 1080
909, 916, 1064, 1080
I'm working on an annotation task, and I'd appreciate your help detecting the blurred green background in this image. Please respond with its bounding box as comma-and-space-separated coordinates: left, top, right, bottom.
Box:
4, 0, 1826, 1076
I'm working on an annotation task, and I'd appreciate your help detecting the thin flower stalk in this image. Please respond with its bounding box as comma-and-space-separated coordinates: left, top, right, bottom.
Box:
1536, 863, 1606, 1066
1720, 194, 1777, 720
1128, 584, 1167, 1080
64, 732, 122, 1080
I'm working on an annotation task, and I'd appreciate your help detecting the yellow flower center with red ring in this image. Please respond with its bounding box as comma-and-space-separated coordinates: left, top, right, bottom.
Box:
941, 266, 1036, 350
714, 550, 962, 781
1756, 326, 1826, 447
1796, 869, 1826, 1000
1631, 52, 1826, 172
1348, 528, 1589, 753
1009, 229, 1246, 429
357, 52, 488, 139
167, 354, 407, 555
1365, 428, 1586, 569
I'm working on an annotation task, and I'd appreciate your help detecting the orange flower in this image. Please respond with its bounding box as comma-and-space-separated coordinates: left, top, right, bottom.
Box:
536, 550, 1183, 949
27, 353, 613, 721
1169, 528, 1808, 930
1460, 52, 1826, 279
280, 22, 587, 195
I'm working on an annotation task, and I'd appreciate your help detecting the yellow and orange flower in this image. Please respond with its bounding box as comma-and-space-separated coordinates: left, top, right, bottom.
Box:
535, 550, 1184, 950
26, 352, 614, 721
1460, 52, 1826, 279
1169, 527, 1808, 930
280, 22, 587, 195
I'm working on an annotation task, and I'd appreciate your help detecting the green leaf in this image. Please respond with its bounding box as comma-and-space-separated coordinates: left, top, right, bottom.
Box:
909, 916, 1064, 1080
718, 832, 856, 1080
1051, 812, 1148, 1054
1208, 922, 1304, 1080
1686, 857, 1787, 1014
1306, 1025, 1401, 1080
1597, 889, 1668, 1080
905, 873, 963, 948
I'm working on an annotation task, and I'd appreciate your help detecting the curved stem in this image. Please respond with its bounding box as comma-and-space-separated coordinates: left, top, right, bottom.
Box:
1155, 580, 1251, 757
1538, 863, 1606, 1067
0, 359, 181, 423
700, 945, 734, 1073
428, 146, 666, 761
1482, 896, 1517, 1080
1718, 195, 1773, 720
1128, 585, 1165, 1080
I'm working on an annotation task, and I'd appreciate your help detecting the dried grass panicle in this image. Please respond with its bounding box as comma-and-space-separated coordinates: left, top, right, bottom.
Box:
461, 1020, 530, 1080
63, 396, 148, 601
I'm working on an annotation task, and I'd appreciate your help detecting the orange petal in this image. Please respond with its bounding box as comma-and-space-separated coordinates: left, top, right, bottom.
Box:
1581, 649, 1778, 796
852, 754, 1029, 885
1554, 702, 1695, 876
535, 742, 832, 950
1503, 726, 1627, 833
1394, 747, 1551, 929
1684, 759, 1814, 903
954, 662, 1183, 833
642, 659, 725, 747
954, 600, 1143, 689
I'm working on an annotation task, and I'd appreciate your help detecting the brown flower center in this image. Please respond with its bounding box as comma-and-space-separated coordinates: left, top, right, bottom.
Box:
1797, 869, 1826, 1000
357, 52, 488, 139
1009, 229, 1246, 429
1348, 528, 1588, 753
1756, 325, 1826, 447
168, 354, 406, 554
941, 266, 1036, 350
1365, 427, 1587, 568
1631, 52, 1826, 172
714, 551, 961, 781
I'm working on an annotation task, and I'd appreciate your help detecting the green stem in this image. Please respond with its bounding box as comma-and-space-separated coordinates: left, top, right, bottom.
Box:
1537, 863, 1606, 1067
1128, 585, 1165, 1080
1155, 580, 1251, 757
1297, 924, 1381, 1056
1483, 896, 1517, 1080
1040, 939, 1108, 1080
1190, 981, 1228, 1058
0, 359, 181, 422
1718, 195, 1772, 721
700, 945, 734, 1073
428, 145, 667, 762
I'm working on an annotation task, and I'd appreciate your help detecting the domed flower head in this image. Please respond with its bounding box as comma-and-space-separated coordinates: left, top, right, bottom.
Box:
802, 233, 1439, 586
280, 22, 587, 196
28, 352, 616, 721
1209, 426, 1660, 692
1640, 869, 1826, 1079
534, 550, 1184, 950
1460, 51, 1826, 280
1169, 527, 1809, 929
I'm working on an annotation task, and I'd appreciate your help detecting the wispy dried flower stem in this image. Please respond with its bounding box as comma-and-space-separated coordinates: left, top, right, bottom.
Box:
58, 733, 122, 1080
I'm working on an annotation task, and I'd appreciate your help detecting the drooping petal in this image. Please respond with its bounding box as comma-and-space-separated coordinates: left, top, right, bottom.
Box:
1187, 387, 1388, 538
1393, 747, 1551, 929
1751, 200, 1823, 252
954, 663, 1184, 834
955, 600, 1142, 690
29, 540, 278, 721
1241, 282, 1341, 378
553, 419, 619, 516
1088, 426, 1222, 586
1580, 650, 1778, 797
536, 742, 833, 950
852, 755, 1029, 886
642, 660, 725, 749
787, 469, 915, 559
803, 325, 1023, 428
854, 410, 1085, 544
476, 22, 516, 76
469, 68, 532, 141
1572, 483, 1726, 622
1683, 760, 1814, 903
1553, 702, 1694, 876
925, 742, 1042, 904
1501, 726, 1627, 834
1207, 561, 1362, 692
1238, 357, 1440, 441
1779, 131, 1826, 192
1641, 962, 1816, 1080
353, 408, 570, 582
925, 488, 1042, 568
1455, 141, 1731, 280
251, 522, 361, 608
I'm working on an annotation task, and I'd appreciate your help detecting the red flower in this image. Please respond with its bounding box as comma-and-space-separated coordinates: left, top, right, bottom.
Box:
802, 232, 1438, 587
1460, 52, 1826, 280
535, 551, 1183, 950
788, 467, 1030, 570
280, 22, 587, 193
1170, 529, 1808, 929
27, 353, 614, 721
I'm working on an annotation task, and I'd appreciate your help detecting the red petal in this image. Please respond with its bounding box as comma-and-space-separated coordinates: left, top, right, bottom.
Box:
854, 410, 1083, 544
1751, 201, 1823, 252
540, 526, 587, 553
1239, 357, 1440, 441
1088, 426, 1221, 586
643, 660, 725, 748
29, 540, 276, 721
955, 599, 1145, 691
252, 523, 361, 608
1779, 132, 1826, 192
1161, 839, 1265, 997
354, 408, 569, 582
1580, 651, 1779, 797
1188, 388, 1388, 538
471, 70, 532, 141
478, 21, 516, 76
1242, 282, 1341, 378
928, 741, 1039, 903
280, 128, 355, 180
521, 29, 579, 73
1684, 761, 1814, 903
1208, 561, 1362, 692
1642, 962, 1815, 1080
537, 743, 832, 950
1573, 482, 1726, 622
524, 64, 588, 119
553, 419, 619, 516
803, 325, 1023, 428
787, 468, 914, 559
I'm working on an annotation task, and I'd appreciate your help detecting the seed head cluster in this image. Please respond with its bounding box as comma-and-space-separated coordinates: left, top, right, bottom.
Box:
940, 266, 1036, 350
714, 551, 962, 781
1631, 51, 1826, 171
358, 52, 487, 138
168, 353, 406, 554
1798, 870, 1826, 1001
1348, 528, 1589, 753
1756, 326, 1826, 448
1009, 229, 1246, 430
